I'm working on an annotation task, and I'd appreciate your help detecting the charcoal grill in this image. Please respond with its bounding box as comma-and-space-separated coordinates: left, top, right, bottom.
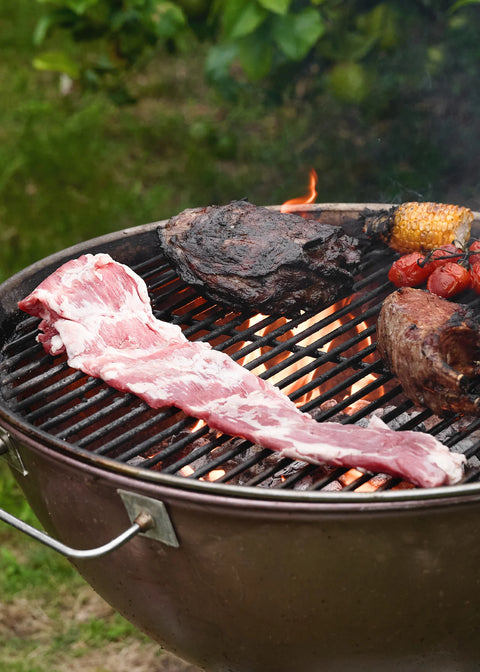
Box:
1, 203, 480, 672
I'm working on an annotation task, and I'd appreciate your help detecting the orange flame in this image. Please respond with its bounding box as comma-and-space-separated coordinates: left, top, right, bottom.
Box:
280, 169, 318, 213
232, 303, 385, 412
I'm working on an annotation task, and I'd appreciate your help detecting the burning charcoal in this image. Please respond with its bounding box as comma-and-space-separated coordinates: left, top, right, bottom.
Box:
257, 461, 320, 490
371, 407, 427, 433
126, 455, 148, 467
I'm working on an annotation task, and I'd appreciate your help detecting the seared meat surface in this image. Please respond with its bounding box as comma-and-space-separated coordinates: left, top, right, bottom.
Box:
157, 200, 360, 316
377, 287, 480, 416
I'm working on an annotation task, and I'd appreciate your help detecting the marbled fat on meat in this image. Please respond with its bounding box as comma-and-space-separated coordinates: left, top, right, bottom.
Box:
18, 253, 466, 488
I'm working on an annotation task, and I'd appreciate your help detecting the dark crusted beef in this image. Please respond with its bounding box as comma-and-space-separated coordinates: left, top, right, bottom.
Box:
157, 200, 360, 316
377, 287, 480, 416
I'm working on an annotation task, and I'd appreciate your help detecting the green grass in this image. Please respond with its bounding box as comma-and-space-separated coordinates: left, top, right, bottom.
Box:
0, 461, 168, 671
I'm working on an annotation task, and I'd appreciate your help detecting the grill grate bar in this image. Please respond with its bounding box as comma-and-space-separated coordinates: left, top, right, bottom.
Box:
46, 390, 130, 438
200, 276, 390, 371
58, 395, 148, 443
3, 234, 480, 492
280, 326, 379, 397
145, 268, 178, 290
464, 439, 480, 460
131, 254, 169, 276
184, 310, 252, 342
239, 295, 388, 379
241, 456, 294, 487
105, 412, 203, 465
219, 313, 310, 358
185, 438, 255, 481
344, 384, 404, 424
277, 463, 319, 488
445, 416, 480, 449
30, 380, 111, 430
153, 291, 200, 322
309, 468, 356, 491
5, 315, 40, 339
393, 408, 433, 432
3, 358, 71, 397
209, 444, 270, 483
0, 340, 43, 372
306, 369, 393, 419
160, 433, 232, 475
18, 370, 89, 416
126, 417, 212, 467
89, 406, 206, 457
2, 346, 55, 396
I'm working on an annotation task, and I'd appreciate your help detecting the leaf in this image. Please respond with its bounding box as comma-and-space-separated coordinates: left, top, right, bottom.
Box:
257, 0, 290, 15
450, 0, 480, 11
65, 0, 99, 14
111, 9, 142, 32
33, 14, 56, 46
153, 2, 186, 39
205, 43, 240, 100
238, 30, 273, 80
273, 7, 325, 61
222, 0, 267, 40
205, 42, 238, 81
32, 50, 81, 79
34, 0, 99, 13
355, 3, 398, 52
33, 7, 80, 44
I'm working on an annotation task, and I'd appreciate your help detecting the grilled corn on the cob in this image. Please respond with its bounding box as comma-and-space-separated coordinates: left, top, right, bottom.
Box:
364, 202, 473, 253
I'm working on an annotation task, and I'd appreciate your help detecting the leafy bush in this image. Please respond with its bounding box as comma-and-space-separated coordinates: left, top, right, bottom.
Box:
31, 0, 479, 104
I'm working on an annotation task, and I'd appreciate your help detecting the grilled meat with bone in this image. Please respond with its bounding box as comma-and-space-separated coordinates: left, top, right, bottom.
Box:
157, 200, 361, 316
18, 253, 465, 487
377, 287, 480, 416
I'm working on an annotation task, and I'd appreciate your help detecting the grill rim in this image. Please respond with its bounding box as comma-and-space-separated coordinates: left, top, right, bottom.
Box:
2, 203, 480, 506
4, 409, 480, 507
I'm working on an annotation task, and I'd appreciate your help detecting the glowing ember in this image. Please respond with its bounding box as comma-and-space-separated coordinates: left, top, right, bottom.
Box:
179, 464, 226, 482
339, 468, 364, 486
280, 168, 318, 213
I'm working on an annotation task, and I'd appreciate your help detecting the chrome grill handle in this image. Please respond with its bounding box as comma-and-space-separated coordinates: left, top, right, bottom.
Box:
0, 429, 179, 558
0, 505, 153, 559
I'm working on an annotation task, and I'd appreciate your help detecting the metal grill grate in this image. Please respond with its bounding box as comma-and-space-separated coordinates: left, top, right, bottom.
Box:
2, 243, 480, 493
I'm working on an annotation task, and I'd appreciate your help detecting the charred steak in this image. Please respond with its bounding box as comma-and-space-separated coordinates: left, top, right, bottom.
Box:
157, 200, 361, 316
377, 287, 480, 416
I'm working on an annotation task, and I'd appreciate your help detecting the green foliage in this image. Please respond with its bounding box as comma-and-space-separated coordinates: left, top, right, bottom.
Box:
32, 0, 187, 99
31, 0, 477, 105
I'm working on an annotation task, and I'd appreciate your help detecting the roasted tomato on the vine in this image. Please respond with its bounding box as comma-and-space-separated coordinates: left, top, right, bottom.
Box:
426, 262, 471, 298
469, 240, 480, 266
470, 264, 480, 293
428, 243, 463, 271
387, 252, 431, 287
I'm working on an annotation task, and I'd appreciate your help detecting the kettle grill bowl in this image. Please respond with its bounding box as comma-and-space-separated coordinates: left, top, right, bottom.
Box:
8, 432, 480, 672
1, 204, 480, 671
